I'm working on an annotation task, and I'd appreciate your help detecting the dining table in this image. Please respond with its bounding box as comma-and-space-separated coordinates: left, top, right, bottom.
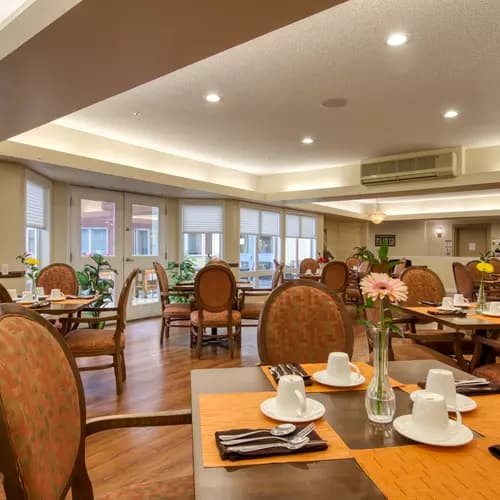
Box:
191, 360, 500, 499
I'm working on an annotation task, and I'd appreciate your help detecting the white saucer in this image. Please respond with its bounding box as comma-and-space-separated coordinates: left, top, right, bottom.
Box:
409, 390, 477, 413
260, 397, 326, 422
312, 370, 366, 388
437, 306, 459, 311
481, 310, 500, 317
393, 414, 474, 447
47, 296, 65, 301
16, 299, 35, 304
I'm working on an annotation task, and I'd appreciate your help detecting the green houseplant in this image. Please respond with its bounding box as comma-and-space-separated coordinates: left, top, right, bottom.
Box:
167, 257, 196, 303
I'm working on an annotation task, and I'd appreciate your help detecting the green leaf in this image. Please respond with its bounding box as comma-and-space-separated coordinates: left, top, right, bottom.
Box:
389, 323, 404, 337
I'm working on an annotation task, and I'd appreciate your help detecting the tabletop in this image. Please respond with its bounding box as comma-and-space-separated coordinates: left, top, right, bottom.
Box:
191, 360, 482, 499
19, 296, 97, 315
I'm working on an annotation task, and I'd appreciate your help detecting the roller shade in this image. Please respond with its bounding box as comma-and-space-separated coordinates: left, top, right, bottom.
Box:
240, 208, 259, 234
300, 216, 316, 238
261, 211, 280, 236
182, 204, 223, 233
26, 181, 47, 229
286, 214, 300, 237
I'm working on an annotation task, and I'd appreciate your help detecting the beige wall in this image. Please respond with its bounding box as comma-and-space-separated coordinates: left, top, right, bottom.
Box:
324, 217, 367, 260
51, 181, 71, 262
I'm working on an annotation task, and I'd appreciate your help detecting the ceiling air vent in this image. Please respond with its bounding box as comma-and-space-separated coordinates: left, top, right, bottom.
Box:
361, 151, 457, 185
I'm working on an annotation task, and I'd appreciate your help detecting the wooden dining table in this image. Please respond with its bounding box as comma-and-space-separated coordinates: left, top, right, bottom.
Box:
191, 360, 499, 499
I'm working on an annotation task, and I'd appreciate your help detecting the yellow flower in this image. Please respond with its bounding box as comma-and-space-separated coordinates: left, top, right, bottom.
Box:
25, 257, 40, 266
476, 262, 494, 273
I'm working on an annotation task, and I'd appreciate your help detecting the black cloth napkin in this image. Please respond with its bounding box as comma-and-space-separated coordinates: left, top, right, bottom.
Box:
417, 381, 500, 395
215, 425, 327, 461
427, 309, 466, 317
269, 363, 313, 386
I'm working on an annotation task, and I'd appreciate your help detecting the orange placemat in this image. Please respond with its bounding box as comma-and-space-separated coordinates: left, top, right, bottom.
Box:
199, 392, 352, 467
353, 437, 500, 499
260, 362, 404, 393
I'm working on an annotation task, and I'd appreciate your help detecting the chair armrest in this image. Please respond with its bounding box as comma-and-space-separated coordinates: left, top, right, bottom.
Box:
82, 307, 119, 312
86, 409, 192, 436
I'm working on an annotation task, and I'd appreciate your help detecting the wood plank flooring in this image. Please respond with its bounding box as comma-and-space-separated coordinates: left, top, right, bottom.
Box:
80, 310, 369, 498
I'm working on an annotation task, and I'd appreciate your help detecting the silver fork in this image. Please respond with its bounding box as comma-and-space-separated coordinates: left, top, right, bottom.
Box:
227, 437, 311, 453
221, 423, 315, 446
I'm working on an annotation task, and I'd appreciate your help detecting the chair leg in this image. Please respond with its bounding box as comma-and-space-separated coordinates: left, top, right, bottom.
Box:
228, 325, 235, 359
165, 318, 170, 339
160, 315, 166, 345
236, 324, 242, 349
197, 327, 203, 358
113, 352, 123, 395
121, 349, 127, 381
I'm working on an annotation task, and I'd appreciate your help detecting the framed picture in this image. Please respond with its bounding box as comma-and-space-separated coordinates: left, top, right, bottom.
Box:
375, 234, 396, 247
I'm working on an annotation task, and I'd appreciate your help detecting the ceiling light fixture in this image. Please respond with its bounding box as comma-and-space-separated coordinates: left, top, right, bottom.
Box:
386, 32, 408, 47
132, 111, 141, 117
205, 93, 221, 103
301, 137, 314, 145
443, 109, 459, 119
369, 202, 386, 224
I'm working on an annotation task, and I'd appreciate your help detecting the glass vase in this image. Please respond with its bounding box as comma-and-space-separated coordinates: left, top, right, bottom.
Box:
365, 327, 396, 423
476, 279, 486, 313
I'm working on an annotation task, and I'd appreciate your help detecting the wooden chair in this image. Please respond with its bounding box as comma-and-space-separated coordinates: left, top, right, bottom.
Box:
64, 268, 139, 395
345, 260, 371, 305
0, 282, 13, 302
207, 259, 230, 267
392, 259, 407, 278
471, 332, 500, 383
153, 261, 191, 345
190, 264, 241, 358
489, 258, 500, 274
0, 303, 192, 499
37, 262, 79, 296
465, 260, 482, 287
299, 258, 318, 275
257, 280, 353, 364
452, 261, 475, 301
239, 263, 284, 325
320, 260, 349, 301
345, 257, 361, 270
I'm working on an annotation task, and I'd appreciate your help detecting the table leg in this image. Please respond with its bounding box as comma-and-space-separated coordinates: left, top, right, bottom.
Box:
453, 335, 469, 372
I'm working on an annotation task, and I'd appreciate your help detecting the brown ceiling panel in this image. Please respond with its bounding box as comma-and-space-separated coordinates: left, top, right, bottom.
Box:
0, 0, 346, 141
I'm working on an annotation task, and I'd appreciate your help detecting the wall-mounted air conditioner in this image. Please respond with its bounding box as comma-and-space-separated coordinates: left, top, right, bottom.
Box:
360, 149, 458, 185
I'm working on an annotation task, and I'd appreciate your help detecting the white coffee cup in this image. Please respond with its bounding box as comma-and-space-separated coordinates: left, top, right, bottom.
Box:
326, 352, 361, 384
35, 287, 45, 297
1, 264, 9, 276
441, 297, 453, 309
453, 293, 468, 306
305, 269, 313, 275
7, 289, 17, 301
276, 374, 307, 417
21, 291, 33, 302
487, 301, 500, 314
426, 369, 457, 408
412, 391, 461, 441
50, 288, 63, 298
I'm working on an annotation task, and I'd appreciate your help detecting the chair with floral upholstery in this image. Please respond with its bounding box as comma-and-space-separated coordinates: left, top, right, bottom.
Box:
0, 303, 192, 499
320, 260, 349, 301
153, 261, 191, 345
471, 332, 500, 383
452, 261, 476, 301
0, 283, 13, 303
299, 258, 319, 275
63, 268, 139, 395
257, 280, 353, 364
190, 264, 241, 358
37, 262, 79, 296
345, 256, 361, 270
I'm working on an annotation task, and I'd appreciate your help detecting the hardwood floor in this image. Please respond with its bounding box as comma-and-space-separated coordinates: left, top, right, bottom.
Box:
81, 309, 369, 498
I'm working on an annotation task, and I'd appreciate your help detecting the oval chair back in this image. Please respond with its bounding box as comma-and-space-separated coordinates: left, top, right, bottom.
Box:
320, 260, 349, 299
0, 282, 13, 303
452, 262, 475, 301
37, 263, 79, 296
257, 280, 353, 365
299, 258, 318, 275
400, 266, 445, 306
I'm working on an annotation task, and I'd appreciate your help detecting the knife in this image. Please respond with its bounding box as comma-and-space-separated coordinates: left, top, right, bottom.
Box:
286, 363, 313, 386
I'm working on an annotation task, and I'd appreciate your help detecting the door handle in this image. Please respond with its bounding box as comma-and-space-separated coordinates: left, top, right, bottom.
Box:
125, 258, 134, 262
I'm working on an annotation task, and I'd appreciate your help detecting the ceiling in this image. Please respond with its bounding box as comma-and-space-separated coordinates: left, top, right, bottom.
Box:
52, 0, 500, 175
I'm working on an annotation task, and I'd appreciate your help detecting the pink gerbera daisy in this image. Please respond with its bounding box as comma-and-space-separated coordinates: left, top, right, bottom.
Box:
360, 272, 408, 303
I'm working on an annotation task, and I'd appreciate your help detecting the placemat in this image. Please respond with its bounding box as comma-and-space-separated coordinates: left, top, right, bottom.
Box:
261, 362, 404, 393
199, 392, 352, 467
353, 437, 500, 499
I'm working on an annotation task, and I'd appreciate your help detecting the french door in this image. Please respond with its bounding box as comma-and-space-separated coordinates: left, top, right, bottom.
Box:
70, 188, 166, 320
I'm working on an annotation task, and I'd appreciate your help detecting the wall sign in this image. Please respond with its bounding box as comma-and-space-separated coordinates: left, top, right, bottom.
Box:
375, 234, 396, 247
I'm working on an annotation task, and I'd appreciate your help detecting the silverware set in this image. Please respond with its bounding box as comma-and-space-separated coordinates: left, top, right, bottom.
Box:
269, 363, 312, 385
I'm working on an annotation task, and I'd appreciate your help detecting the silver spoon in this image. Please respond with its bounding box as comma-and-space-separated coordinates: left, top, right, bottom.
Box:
221, 423, 315, 446
227, 437, 310, 453
218, 423, 296, 441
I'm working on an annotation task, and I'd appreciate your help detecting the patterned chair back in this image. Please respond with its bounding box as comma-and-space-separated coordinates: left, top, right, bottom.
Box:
489, 258, 500, 274
195, 264, 235, 313
0, 304, 90, 498
452, 262, 475, 301
465, 260, 482, 285
37, 263, 79, 296
153, 261, 170, 304
346, 257, 361, 269
299, 258, 318, 275
257, 280, 353, 364
0, 282, 13, 303
400, 266, 445, 306
320, 260, 349, 295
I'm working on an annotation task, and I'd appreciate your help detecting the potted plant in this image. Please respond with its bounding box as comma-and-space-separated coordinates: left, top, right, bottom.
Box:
167, 257, 196, 303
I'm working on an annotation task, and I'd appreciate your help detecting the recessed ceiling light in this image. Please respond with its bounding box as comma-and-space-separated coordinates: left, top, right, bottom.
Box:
443, 109, 459, 119
321, 97, 347, 108
301, 137, 314, 145
386, 32, 408, 47
132, 111, 141, 117
205, 93, 221, 103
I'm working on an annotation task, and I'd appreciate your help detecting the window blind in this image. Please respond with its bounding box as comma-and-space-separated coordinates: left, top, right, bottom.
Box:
286, 214, 300, 237
261, 211, 280, 236
240, 208, 260, 234
26, 181, 46, 229
182, 204, 223, 233
300, 216, 316, 238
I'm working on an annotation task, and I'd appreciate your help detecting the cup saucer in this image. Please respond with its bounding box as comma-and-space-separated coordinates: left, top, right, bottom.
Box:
409, 390, 477, 413
393, 414, 473, 447
47, 296, 65, 302
16, 299, 34, 304
312, 370, 365, 388
260, 397, 326, 422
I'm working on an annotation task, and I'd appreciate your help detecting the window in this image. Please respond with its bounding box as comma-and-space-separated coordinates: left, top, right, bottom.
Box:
285, 213, 316, 275
26, 179, 49, 264
181, 204, 223, 268
132, 204, 159, 256
81, 227, 109, 255
240, 207, 281, 287
80, 199, 115, 256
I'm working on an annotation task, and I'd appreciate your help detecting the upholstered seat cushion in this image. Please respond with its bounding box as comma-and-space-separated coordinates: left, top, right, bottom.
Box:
240, 303, 263, 319
163, 303, 191, 319
99, 475, 194, 499
190, 310, 241, 327
65, 329, 123, 355
472, 363, 500, 383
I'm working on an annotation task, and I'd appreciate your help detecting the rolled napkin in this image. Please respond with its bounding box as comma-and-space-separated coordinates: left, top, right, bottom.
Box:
427, 309, 466, 317
215, 425, 327, 461
456, 384, 500, 396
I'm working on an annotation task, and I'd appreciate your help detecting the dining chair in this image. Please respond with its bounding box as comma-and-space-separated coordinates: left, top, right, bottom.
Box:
392, 259, 407, 278
345, 256, 361, 270
190, 264, 241, 358
345, 260, 371, 305
63, 268, 139, 395
37, 262, 79, 296
0, 282, 13, 303
452, 261, 475, 301
465, 260, 482, 286
299, 258, 318, 275
470, 332, 500, 383
207, 259, 230, 267
489, 257, 500, 274
320, 260, 349, 301
153, 261, 191, 345
257, 280, 353, 364
0, 303, 192, 499
239, 262, 284, 325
